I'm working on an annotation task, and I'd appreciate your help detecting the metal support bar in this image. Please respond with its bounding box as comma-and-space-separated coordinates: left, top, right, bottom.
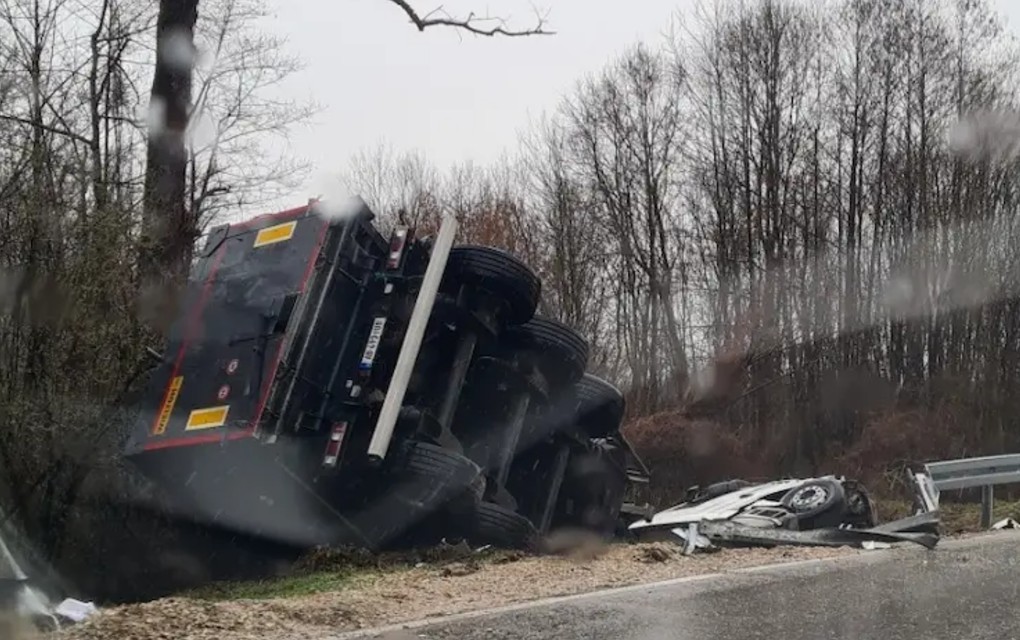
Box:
537, 444, 571, 535
436, 332, 477, 430
494, 392, 531, 487
981, 485, 994, 529
367, 214, 458, 462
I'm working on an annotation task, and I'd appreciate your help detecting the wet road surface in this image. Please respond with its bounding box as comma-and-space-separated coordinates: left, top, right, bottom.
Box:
355, 532, 1020, 640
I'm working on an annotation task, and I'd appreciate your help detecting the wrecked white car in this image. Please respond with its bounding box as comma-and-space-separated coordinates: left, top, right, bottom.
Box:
629, 472, 940, 552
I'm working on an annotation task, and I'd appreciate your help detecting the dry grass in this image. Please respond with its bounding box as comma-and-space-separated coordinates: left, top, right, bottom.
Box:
1, 611, 46, 640
56, 498, 1015, 640
875, 498, 1020, 535
57, 541, 860, 640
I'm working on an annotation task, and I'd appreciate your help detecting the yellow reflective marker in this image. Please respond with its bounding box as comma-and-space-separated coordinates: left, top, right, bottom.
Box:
253, 221, 297, 248
152, 376, 184, 436
184, 405, 230, 431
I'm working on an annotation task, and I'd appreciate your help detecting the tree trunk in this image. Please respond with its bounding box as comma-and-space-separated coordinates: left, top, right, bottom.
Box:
140, 0, 200, 286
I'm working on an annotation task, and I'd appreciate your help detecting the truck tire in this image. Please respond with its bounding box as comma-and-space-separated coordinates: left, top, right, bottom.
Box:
470, 502, 538, 549
780, 479, 846, 529
504, 316, 589, 390
442, 246, 541, 325
402, 442, 485, 511
575, 374, 626, 438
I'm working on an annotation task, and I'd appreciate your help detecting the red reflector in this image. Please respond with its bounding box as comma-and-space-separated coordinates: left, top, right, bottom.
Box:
323, 422, 349, 467
331, 422, 348, 441
386, 227, 409, 269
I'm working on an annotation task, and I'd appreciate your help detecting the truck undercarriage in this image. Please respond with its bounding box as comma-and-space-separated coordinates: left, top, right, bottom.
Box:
124, 199, 651, 553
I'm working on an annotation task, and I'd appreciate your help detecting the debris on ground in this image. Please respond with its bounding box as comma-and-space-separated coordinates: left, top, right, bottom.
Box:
439, 562, 479, 577
539, 528, 611, 561
57, 543, 860, 640
635, 543, 682, 563
628, 470, 942, 553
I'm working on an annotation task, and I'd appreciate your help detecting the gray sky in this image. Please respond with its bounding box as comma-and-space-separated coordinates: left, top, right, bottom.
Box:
260, 0, 1020, 211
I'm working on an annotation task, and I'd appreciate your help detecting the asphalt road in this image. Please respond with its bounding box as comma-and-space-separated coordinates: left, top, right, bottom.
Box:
351, 532, 1020, 640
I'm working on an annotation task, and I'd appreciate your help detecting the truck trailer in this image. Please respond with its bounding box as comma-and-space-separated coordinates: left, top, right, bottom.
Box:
124, 198, 650, 551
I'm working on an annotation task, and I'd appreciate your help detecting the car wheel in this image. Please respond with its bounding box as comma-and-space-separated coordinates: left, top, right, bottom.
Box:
470, 502, 538, 549
441, 245, 541, 326
780, 479, 846, 529
575, 374, 626, 438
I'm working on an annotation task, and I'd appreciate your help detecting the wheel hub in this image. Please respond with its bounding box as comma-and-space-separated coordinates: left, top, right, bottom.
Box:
790, 485, 829, 511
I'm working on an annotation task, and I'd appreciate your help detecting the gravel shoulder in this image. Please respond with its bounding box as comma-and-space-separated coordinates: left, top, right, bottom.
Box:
58, 541, 860, 640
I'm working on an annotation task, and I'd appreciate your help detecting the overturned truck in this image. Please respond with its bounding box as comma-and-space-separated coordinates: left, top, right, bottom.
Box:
124, 199, 650, 551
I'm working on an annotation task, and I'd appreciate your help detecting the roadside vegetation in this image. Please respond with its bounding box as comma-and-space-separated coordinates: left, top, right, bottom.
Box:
2, 0, 1020, 609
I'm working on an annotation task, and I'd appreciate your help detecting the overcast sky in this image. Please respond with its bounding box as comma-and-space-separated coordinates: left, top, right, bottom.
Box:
258, 0, 1020, 211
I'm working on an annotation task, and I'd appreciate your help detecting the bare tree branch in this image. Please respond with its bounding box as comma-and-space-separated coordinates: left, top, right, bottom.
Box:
385, 0, 553, 37
0, 112, 91, 145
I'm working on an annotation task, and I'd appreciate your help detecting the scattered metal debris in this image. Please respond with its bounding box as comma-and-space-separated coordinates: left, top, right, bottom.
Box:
0, 516, 98, 632
629, 471, 942, 552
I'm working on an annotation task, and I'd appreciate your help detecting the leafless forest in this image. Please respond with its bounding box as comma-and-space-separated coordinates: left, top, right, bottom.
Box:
1, 0, 1019, 599
344, 0, 1020, 501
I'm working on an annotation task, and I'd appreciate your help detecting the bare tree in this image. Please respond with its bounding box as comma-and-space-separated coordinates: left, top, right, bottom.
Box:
558, 44, 691, 412
337, 143, 441, 230
187, 0, 317, 227
384, 0, 553, 37
140, 0, 552, 289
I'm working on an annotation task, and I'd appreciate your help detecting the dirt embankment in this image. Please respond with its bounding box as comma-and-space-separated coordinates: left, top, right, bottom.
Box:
57, 541, 860, 640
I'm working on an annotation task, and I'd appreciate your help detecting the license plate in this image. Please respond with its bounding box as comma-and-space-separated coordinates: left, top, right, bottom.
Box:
359, 317, 387, 371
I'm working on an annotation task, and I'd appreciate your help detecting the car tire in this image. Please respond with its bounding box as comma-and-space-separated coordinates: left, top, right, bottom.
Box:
470, 502, 538, 549
780, 479, 846, 529
442, 245, 541, 326
504, 316, 589, 390
575, 374, 626, 438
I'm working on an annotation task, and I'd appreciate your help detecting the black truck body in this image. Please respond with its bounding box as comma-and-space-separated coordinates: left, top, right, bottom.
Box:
125, 199, 651, 551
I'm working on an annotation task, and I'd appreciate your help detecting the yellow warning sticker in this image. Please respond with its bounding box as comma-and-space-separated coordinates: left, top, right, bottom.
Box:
152, 376, 184, 436
184, 405, 230, 431
253, 221, 297, 248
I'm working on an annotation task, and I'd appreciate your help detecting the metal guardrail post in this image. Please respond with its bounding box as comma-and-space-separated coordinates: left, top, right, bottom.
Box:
924, 454, 1020, 529
981, 485, 994, 529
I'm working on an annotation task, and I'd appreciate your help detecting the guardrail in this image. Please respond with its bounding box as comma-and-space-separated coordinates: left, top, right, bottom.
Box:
924, 454, 1020, 528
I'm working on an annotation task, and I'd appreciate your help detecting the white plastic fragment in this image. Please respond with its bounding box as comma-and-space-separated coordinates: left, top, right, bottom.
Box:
860, 540, 892, 551
992, 517, 1020, 530
670, 524, 711, 554
55, 598, 97, 622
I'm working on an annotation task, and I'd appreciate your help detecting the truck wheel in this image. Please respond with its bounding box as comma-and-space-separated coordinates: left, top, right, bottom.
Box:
504, 316, 589, 390
470, 502, 538, 549
402, 442, 484, 511
442, 246, 541, 325
780, 479, 846, 529
575, 374, 626, 438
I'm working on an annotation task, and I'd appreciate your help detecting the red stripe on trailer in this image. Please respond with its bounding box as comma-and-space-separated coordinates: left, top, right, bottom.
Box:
142, 430, 252, 452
